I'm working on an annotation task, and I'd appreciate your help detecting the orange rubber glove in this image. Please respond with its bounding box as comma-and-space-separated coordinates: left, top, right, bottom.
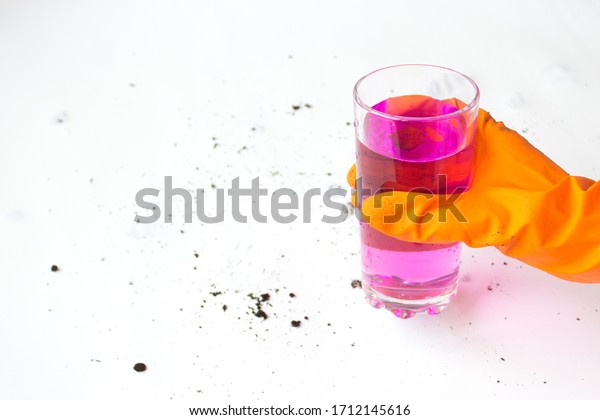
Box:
348, 109, 600, 283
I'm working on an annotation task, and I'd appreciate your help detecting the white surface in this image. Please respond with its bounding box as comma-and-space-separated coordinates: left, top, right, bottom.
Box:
1, 0, 600, 400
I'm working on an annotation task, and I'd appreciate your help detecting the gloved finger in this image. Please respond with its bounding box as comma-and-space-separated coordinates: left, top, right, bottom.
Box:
359, 186, 541, 249
347, 163, 358, 207
359, 190, 469, 245
346, 163, 356, 189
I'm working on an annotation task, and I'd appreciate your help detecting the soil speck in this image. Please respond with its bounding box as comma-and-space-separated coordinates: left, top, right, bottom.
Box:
255, 309, 268, 320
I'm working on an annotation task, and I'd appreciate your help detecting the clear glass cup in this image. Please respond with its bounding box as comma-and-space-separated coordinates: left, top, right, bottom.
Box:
353, 64, 480, 318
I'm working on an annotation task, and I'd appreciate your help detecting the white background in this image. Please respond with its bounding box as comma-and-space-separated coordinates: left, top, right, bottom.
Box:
1, 0, 599, 401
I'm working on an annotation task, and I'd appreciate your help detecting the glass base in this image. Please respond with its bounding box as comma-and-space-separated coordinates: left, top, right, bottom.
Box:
361, 273, 458, 319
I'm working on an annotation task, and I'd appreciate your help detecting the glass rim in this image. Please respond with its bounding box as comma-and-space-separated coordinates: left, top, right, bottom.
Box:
353, 64, 480, 122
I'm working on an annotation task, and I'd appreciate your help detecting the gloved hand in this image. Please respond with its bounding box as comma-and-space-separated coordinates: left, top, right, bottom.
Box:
348, 109, 600, 284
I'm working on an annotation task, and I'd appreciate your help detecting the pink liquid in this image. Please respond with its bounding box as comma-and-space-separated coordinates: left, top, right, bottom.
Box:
356, 95, 475, 316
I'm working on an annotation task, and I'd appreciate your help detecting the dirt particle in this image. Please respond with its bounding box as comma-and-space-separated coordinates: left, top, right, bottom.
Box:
500, 357, 505, 361
248, 293, 270, 320
51, 265, 60, 272
222, 305, 228, 312
292, 105, 301, 111
351, 279, 362, 289
55, 112, 67, 124
210, 291, 222, 297
291, 320, 301, 327
289, 292, 296, 298
133, 363, 147, 372
255, 309, 268, 320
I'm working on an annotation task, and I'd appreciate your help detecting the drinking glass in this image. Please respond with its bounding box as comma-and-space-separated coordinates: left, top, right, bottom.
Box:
353, 64, 480, 318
